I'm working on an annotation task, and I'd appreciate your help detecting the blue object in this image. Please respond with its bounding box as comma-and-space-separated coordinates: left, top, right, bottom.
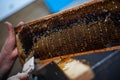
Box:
44, 0, 91, 13
44, 0, 74, 13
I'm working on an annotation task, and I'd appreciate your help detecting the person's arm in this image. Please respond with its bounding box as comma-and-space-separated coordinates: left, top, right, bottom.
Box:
0, 22, 27, 80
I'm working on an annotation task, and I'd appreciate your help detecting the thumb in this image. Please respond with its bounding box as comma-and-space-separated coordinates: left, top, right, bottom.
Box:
17, 73, 28, 80
1, 22, 15, 54
11, 48, 18, 60
7, 73, 28, 80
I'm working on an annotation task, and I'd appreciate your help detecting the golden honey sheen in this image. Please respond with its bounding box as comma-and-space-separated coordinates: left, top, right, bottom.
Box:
15, 0, 120, 64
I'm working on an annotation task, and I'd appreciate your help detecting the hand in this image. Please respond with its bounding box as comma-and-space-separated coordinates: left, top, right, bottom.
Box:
0, 22, 24, 77
7, 73, 28, 80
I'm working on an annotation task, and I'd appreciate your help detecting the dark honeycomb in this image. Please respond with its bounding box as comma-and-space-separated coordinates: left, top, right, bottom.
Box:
16, 0, 120, 62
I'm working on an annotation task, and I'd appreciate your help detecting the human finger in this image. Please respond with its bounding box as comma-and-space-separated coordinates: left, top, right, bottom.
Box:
10, 48, 18, 60
17, 73, 28, 80
1, 22, 15, 54
17, 21, 24, 26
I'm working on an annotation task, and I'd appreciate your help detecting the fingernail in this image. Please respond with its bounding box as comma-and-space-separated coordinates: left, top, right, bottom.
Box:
4, 21, 12, 26
4, 21, 12, 31
17, 21, 24, 26
20, 21, 24, 23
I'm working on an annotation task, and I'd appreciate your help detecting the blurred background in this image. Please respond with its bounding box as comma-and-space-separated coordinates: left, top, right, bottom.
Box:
1, 1, 120, 80
0, 0, 90, 77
